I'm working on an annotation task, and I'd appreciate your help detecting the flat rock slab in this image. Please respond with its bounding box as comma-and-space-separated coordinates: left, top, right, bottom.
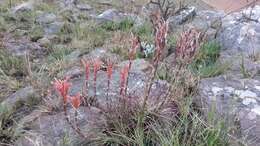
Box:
2, 35, 47, 58
15, 107, 106, 146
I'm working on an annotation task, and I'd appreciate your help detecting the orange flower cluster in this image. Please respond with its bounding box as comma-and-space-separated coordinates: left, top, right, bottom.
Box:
70, 93, 81, 109
82, 59, 90, 81
54, 78, 81, 109
54, 77, 71, 104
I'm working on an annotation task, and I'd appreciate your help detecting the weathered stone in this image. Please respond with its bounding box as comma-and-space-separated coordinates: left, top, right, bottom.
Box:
36, 13, 57, 25
15, 107, 106, 146
196, 74, 260, 146
58, 66, 82, 79
3, 35, 47, 58
82, 48, 123, 65
96, 0, 113, 5
95, 9, 125, 24
95, 9, 144, 27
0, 86, 35, 115
217, 5, 260, 57
187, 10, 224, 40
37, 37, 51, 47
168, 6, 196, 26
44, 21, 64, 35
69, 69, 172, 113
76, 3, 92, 11
12, 1, 34, 14
118, 59, 152, 73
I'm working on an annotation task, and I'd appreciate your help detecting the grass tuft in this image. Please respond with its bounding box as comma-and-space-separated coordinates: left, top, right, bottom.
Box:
190, 41, 229, 78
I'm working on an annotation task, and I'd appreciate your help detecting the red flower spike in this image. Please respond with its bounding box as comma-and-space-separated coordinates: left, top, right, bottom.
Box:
153, 17, 168, 63
120, 65, 129, 95
107, 61, 113, 80
175, 29, 201, 63
54, 77, 71, 103
71, 93, 81, 109
94, 59, 102, 75
81, 59, 90, 81
129, 36, 140, 60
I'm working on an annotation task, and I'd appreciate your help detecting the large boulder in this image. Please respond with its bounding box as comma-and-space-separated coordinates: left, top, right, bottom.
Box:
187, 10, 224, 40
82, 48, 123, 65
15, 58, 178, 145
218, 5, 260, 57
2, 35, 47, 58
95, 9, 144, 27
0, 86, 36, 116
196, 74, 260, 146
36, 13, 57, 25
15, 107, 106, 146
12, 1, 34, 14
168, 6, 196, 26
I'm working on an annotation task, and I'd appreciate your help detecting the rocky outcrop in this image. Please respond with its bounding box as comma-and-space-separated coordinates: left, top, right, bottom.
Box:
12, 1, 34, 14
15, 107, 106, 146
218, 5, 260, 57
0, 86, 35, 116
82, 48, 123, 65
95, 9, 144, 27
14, 64, 176, 146
197, 74, 260, 145
193, 5, 260, 146
3, 35, 47, 58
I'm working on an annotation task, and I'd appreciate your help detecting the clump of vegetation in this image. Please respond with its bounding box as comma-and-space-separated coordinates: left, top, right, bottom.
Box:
100, 19, 135, 31
0, 50, 25, 77
133, 22, 153, 42
52, 12, 230, 146
190, 41, 229, 78
29, 25, 44, 42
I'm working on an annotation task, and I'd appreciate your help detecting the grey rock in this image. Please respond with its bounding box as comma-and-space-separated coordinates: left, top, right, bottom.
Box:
36, 13, 57, 25
171, 9, 224, 40
59, 66, 83, 79
3, 35, 46, 58
76, 3, 92, 11
82, 48, 123, 65
219, 51, 260, 75
95, 9, 144, 27
15, 61, 177, 145
168, 6, 196, 26
96, 9, 125, 24
37, 37, 51, 47
217, 5, 260, 57
44, 21, 64, 35
190, 10, 224, 30
96, 0, 113, 5
118, 59, 152, 73
196, 74, 260, 146
15, 107, 106, 146
0, 86, 35, 115
69, 69, 174, 114
66, 50, 81, 62
12, 1, 34, 14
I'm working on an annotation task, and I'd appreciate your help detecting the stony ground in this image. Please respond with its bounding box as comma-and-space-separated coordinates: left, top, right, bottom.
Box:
0, 0, 260, 146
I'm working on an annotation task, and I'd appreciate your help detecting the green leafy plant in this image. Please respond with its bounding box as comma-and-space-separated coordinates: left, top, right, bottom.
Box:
101, 19, 134, 31
190, 41, 229, 77
0, 50, 25, 77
